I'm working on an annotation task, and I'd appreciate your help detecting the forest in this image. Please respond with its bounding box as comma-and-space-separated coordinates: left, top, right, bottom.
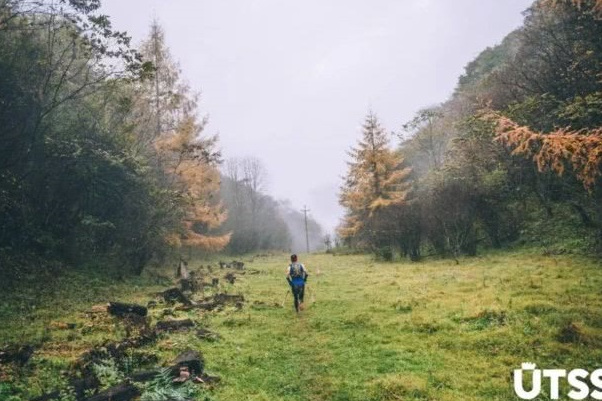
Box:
1, 1, 602, 401
338, 0, 602, 261
0, 0, 324, 285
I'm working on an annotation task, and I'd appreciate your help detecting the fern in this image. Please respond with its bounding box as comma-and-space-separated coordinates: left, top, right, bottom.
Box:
91, 359, 124, 390
139, 368, 210, 401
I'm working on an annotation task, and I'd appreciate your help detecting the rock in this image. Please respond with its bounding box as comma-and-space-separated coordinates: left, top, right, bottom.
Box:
155, 319, 195, 332
107, 302, 147, 317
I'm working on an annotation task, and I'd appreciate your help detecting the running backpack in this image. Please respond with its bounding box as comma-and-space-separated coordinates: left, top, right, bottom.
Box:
289, 263, 305, 279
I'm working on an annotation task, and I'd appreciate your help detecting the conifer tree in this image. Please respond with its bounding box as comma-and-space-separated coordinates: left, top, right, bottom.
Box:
338, 112, 412, 246
137, 21, 230, 253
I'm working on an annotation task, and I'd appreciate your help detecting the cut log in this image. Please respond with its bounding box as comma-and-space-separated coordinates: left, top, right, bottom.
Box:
0, 344, 34, 366
89, 304, 108, 313
213, 293, 244, 304
170, 349, 204, 375
176, 258, 189, 279
196, 328, 220, 342
30, 390, 60, 401
71, 375, 101, 400
83, 383, 139, 401
130, 369, 160, 382
155, 319, 195, 332
161, 287, 193, 305
224, 272, 236, 284
30, 374, 100, 401
197, 372, 221, 385
77, 330, 157, 371
196, 301, 219, 311
107, 302, 147, 317
180, 278, 194, 293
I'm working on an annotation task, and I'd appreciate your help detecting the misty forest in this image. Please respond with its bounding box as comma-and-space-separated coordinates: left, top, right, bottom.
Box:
1, 1, 602, 400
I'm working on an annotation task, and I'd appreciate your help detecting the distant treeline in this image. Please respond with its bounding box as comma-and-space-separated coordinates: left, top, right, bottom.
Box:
220, 157, 324, 255
338, 0, 602, 260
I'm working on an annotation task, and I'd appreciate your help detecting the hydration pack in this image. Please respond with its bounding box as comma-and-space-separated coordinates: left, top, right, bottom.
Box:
289, 263, 305, 279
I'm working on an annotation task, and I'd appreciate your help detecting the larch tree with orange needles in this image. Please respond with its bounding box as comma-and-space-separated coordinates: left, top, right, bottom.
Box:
155, 115, 230, 253
338, 112, 412, 249
490, 113, 602, 191
136, 20, 230, 256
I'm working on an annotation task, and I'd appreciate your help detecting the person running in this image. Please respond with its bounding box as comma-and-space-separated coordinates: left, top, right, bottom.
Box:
286, 254, 308, 312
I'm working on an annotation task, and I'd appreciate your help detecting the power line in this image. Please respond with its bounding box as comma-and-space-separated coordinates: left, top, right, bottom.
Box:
302, 205, 310, 254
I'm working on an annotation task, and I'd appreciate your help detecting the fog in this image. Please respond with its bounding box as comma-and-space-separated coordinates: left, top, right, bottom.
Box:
100, 0, 533, 234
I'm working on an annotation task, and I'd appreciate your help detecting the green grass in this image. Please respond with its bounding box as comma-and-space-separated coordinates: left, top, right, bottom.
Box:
2, 250, 602, 400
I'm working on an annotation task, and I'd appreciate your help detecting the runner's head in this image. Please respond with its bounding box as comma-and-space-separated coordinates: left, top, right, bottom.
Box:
290, 254, 298, 263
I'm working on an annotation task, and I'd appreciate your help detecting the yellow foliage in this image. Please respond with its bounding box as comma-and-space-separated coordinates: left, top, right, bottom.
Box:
155, 115, 230, 251
489, 112, 602, 190
338, 113, 413, 242
182, 231, 231, 251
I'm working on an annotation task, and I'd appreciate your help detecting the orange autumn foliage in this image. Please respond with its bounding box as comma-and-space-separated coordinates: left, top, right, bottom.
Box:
491, 114, 602, 190
338, 112, 412, 240
155, 116, 230, 251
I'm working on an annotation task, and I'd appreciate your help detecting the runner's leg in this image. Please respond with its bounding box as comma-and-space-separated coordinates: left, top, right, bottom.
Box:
292, 285, 300, 312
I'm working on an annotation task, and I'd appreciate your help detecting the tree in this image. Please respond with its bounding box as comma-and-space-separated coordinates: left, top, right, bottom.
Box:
134, 20, 229, 255
155, 116, 230, 252
400, 107, 450, 171
338, 111, 412, 251
220, 157, 291, 254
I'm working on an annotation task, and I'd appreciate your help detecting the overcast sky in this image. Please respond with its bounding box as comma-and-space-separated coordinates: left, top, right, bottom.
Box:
101, 0, 533, 234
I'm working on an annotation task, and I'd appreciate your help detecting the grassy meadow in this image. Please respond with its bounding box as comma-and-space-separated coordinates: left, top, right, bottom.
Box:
2, 250, 602, 400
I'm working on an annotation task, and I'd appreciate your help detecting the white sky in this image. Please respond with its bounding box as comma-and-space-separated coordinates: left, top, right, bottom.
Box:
101, 0, 533, 234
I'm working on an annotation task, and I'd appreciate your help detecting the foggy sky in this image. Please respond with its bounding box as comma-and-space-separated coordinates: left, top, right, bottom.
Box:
100, 0, 533, 234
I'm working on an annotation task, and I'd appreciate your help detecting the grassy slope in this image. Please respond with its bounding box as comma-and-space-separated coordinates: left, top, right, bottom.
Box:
1, 250, 602, 400
204, 251, 602, 401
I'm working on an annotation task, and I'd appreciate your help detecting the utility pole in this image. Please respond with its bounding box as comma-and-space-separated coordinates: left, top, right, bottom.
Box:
302, 205, 310, 254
